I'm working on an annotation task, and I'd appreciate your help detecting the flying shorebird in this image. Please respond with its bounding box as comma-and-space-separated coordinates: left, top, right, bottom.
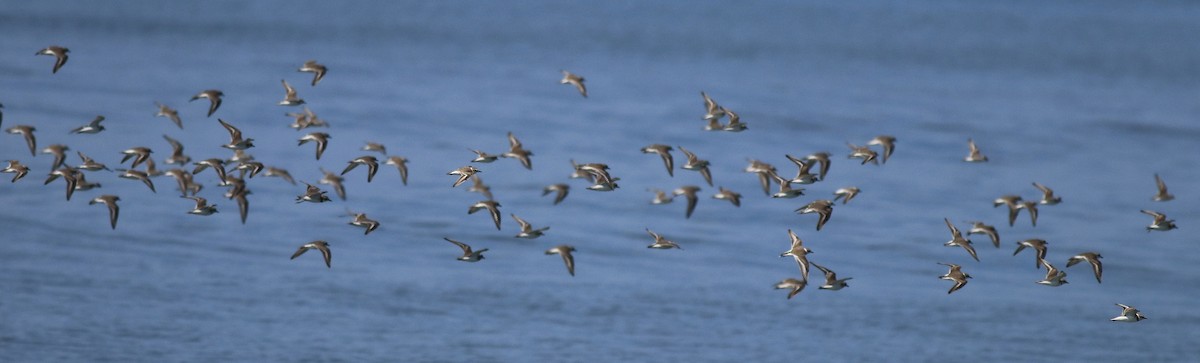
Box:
295, 182, 332, 203
191, 158, 227, 185
35, 45, 69, 73
346, 212, 380, 235
218, 118, 255, 150
361, 142, 387, 155
234, 160, 264, 179
673, 186, 701, 219
469, 148, 499, 163
384, 156, 409, 185
769, 171, 805, 199
75, 151, 110, 171
1110, 304, 1147, 323
6, 125, 37, 156
290, 241, 332, 268
72, 173, 101, 191
119, 146, 154, 170
155, 102, 183, 129
937, 262, 971, 294
1032, 182, 1062, 205
723, 109, 747, 132
712, 187, 741, 207
803, 152, 832, 181
1066, 252, 1103, 283
1139, 210, 1177, 232
1036, 259, 1068, 286
545, 245, 577, 276
278, 79, 305, 106
162, 134, 191, 166
2, 160, 30, 182
774, 278, 808, 300
184, 196, 218, 215
467, 175, 493, 200
89, 195, 120, 229
645, 229, 682, 250
779, 229, 812, 281
640, 144, 674, 177
846, 143, 879, 165
964, 138, 988, 162
542, 183, 569, 205
577, 162, 619, 191
45, 167, 80, 200
833, 187, 860, 205
812, 262, 852, 290
297, 132, 330, 160
649, 188, 674, 204
341, 156, 379, 183
231, 188, 249, 224
796, 200, 834, 231
511, 214, 549, 239
678, 146, 712, 186
943, 218, 979, 262
1016, 201, 1039, 227
448, 165, 481, 188
559, 70, 587, 98
965, 221, 1000, 248
189, 89, 224, 117
164, 169, 199, 197
501, 132, 533, 170
298, 60, 327, 86
1152, 174, 1173, 202
69, 115, 106, 134
994, 195, 1023, 227
41, 144, 69, 170
1014, 239, 1049, 269
700, 91, 725, 123
569, 159, 594, 181
468, 200, 502, 230
443, 238, 487, 262
116, 169, 156, 193
744, 159, 776, 196
866, 135, 896, 164
263, 166, 296, 185
319, 168, 346, 200
784, 154, 820, 185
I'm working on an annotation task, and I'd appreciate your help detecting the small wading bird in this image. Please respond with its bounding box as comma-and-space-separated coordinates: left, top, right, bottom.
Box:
774, 278, 807, 300
646, 229, 682, 250
937, 262, 971, 294
779, 229, 812, 281
942, 218, 979, 262
1110, 304, 1147, 323
89, 195, 120, 230
545, 245, 577, 276
796, 200, 834, 231
190, 89, 223, 117
298, 60, 327, 86
1152, 173, 1173, 202
1140, 210, 1177, 232
35, 45, 69, 73
291, 241, 332, 268
559, 70, 587, 98
443, 238, 487, 262
511, 214, 549, 239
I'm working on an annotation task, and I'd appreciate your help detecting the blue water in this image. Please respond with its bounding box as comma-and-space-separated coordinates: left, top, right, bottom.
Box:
2, 1, 1199, 361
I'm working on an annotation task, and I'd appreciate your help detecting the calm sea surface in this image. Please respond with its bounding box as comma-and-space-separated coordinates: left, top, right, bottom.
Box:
1, 1, 1199, 361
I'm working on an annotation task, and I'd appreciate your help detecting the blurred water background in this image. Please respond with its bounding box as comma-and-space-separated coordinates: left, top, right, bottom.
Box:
1, 1, 1198, 361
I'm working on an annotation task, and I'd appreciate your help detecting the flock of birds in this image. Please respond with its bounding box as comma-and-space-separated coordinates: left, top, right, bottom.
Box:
7, 46, 1174, 324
